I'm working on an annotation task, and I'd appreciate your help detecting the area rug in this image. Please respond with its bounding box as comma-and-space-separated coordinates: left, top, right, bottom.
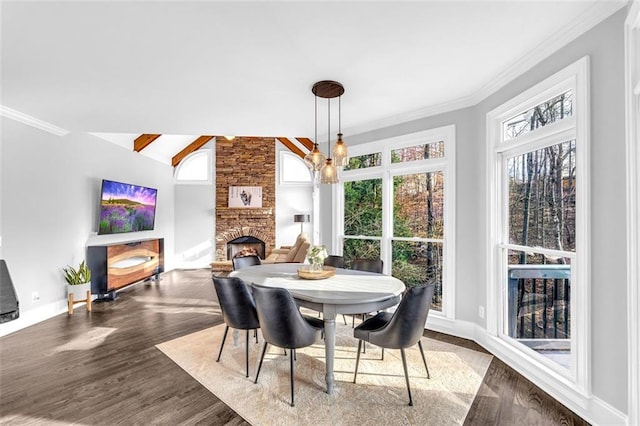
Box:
157, 323, 492, 425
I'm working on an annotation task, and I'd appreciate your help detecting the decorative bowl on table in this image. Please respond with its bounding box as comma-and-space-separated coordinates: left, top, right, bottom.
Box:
297, 265, 336, 280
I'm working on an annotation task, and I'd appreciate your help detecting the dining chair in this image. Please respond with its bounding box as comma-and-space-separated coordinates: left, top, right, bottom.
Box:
232, 255, 262, 270
251, 283, 324, 407
212, 276, 261, 378
350, 258, 384, 328
324, 255, 345, 269
352, 283, 435, 406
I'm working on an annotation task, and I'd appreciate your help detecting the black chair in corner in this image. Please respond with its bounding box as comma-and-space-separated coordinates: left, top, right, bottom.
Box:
353, 283, 435, 406
351, 258, 383, 274
212, 276, 261, 378
323, 255, 345, 269
232, 255, 262, 271
251, 283, 324, 407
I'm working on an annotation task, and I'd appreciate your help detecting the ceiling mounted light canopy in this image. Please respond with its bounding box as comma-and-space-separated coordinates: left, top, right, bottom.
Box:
304, 80, 348, 184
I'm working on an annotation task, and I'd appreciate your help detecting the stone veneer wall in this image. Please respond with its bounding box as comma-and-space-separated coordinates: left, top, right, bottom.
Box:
215, 137, 276, 261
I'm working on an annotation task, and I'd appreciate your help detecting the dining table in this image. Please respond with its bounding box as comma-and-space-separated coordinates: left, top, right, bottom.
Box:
230, 262, 406, 395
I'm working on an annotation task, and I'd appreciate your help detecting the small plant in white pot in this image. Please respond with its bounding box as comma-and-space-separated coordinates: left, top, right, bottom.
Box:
62, 260, 92, 300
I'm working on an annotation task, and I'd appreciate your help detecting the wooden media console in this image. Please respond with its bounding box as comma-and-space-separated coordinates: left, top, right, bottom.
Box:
87, 238, 164, 299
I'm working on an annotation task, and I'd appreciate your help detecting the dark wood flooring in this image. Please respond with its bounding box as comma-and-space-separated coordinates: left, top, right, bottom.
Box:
0, 269, 588, 425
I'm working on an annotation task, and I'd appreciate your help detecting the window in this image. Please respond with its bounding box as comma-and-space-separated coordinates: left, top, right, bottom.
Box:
338, 125, 455, 317
487, 57, 589, 388
279, 151, 312, 185
174, 150, 212, 184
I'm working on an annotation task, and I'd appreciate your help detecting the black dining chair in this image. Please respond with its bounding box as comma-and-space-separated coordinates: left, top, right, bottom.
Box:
232, 255, 261, 271
350, 258, 384, 328
251, 283, 324, 407
212, 276, 261, 378
324, 255, 345, 269
353, 283, 435, 406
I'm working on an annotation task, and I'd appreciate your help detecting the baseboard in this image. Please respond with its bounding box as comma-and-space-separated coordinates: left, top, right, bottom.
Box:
0, 300, 69, 337
426, 317, 628, 425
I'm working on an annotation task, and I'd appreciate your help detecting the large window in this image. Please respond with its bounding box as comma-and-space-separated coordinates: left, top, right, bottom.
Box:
487, 57, 589, 387
337, 126, 455, 317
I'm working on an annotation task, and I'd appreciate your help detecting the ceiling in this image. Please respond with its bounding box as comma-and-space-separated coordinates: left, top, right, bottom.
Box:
0, 1, 626, 165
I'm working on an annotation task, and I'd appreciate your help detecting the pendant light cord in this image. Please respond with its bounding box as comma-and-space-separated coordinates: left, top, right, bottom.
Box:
327, 97, 331, 157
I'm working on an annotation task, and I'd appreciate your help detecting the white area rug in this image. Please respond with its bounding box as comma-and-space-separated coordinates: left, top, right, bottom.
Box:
157, 323, 492, 425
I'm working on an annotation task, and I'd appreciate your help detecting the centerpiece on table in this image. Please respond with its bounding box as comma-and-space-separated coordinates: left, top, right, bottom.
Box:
298, 245, 335, 280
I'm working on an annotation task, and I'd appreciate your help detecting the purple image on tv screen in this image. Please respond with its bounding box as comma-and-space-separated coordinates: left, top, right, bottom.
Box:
98, 179, 157, 235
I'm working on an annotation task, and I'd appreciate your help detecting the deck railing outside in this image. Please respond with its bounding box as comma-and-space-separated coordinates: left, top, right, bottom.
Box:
507, 264, 571, 341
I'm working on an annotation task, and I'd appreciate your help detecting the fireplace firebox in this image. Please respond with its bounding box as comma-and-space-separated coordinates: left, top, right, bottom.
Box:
227, 236, 266, 260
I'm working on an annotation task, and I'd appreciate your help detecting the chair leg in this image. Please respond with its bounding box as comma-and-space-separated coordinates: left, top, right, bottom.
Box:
418, 340, 430, 379
400, 348, 413, 406
342, 314, 347, 325
353, 340, 363, 383
216, 325, 229, 362
254, 342, 269, 384
254, 328, 259, 344
381, 347, 385, 361
245, 330, 250, 378
290, 349, 295, 407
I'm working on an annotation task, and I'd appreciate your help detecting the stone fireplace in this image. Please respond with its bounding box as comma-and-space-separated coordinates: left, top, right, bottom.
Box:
214, 137, 276, 262
216, 227, 270, 261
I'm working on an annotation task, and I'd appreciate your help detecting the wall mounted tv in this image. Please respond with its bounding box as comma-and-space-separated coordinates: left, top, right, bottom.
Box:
98, 179, 158, 235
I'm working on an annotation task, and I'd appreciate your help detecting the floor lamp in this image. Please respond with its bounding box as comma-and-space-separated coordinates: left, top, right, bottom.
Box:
293, 214, 310, 235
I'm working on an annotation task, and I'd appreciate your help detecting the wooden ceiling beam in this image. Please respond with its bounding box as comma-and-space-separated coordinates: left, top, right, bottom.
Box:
295, 137, 314, 151
134, 134, 161, 152
277, 137, 306, 159
172, 135, 214, 167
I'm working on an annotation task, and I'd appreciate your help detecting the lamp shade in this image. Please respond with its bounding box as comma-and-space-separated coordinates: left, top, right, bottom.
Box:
294, 214, 310, 223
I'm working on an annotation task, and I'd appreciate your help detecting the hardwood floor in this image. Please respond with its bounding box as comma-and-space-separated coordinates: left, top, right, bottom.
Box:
0, 269, 588, 425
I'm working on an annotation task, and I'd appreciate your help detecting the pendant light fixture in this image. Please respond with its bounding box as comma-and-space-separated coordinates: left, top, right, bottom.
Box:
305, 80, 347, 184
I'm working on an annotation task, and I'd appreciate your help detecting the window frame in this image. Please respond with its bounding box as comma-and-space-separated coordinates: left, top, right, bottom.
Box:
486, 57, 590, 392
173, 149, 213, 185
334, 125, 456, 320
278, 151, 313, 186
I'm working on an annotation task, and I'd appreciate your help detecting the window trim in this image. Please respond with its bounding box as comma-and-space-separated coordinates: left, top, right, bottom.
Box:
278, 151, 313, 186
334, 125, 456, 320
486, 56, 590, 395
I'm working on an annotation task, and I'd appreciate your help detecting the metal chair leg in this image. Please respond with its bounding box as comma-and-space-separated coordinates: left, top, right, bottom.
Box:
216, 325, 229, 362
353, 340, 363, 383
254, 328, 259, 344
290, 349, 295, 407
418, 340, 430, 379
381, 347, 385, 361
400, 348, 413, 406
245, 330, 250, 378
254, 342, 269, 384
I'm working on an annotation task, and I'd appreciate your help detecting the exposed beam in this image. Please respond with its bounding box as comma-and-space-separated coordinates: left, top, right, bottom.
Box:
172, 135, 214, 167
134, 134, 161, 152
277, 137, 306, 159
296, 137, 314, 151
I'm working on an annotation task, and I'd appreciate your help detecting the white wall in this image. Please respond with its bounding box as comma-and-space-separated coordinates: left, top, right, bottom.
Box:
338, 7, 628, 421
0, 118, 175, 335
173, 148, 215, 269
275, 144, 313, 248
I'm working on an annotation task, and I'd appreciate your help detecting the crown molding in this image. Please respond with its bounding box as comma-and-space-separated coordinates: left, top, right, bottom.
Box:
346, 0, 626, 139
0, 105, 70, 136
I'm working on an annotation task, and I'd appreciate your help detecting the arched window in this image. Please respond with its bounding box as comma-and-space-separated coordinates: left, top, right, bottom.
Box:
279, 151, 312, 185
174, 150, 212, 184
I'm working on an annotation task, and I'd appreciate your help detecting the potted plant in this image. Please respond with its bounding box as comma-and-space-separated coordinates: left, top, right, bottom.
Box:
62, 260, 92, 300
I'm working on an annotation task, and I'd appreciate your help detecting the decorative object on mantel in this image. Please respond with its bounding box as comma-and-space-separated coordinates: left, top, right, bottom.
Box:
62, 260, 92, 315
306, 245, 328, 272
228, 186, 262, 208
297, 265, 336, 280
293, 214, 310, 234
304, 80, 348, 184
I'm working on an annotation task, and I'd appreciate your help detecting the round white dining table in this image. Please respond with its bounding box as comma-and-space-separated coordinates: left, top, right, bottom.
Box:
230, 263, 406, 395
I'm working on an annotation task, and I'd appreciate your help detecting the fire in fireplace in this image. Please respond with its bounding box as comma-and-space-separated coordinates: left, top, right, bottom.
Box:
227, 236, 266, 260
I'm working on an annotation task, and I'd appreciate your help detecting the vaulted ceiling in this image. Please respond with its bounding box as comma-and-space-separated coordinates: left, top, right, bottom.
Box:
0, 1, 626, 165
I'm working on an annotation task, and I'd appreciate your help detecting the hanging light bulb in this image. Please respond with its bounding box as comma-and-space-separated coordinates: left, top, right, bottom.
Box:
332, 133, 348, 167
320, 158, 339, 184
332, 96, 348, 167
304, 143, 326, 171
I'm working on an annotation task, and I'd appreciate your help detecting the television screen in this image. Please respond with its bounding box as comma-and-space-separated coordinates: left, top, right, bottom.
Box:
98, 179, 157, 235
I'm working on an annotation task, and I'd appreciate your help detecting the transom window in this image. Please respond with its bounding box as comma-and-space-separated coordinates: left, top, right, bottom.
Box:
174, 150, 212, 184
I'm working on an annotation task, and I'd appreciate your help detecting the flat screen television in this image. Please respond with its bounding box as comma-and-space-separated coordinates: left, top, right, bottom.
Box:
98, 179, 157, 235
